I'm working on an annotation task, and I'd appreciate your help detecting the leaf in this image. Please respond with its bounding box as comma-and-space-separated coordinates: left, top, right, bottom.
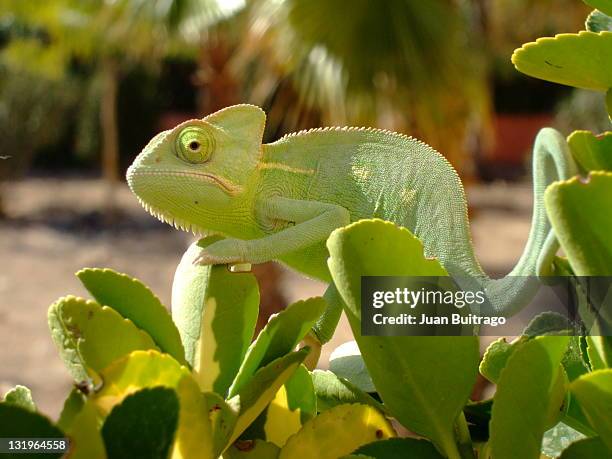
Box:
172, 239, 259, 394
203, 392, 238, 457
78, 268, 185, 364
261, 365, 316, 447
480, 337, 520, 383
512, 32, 612, 91
101, 387, 179, 459
279, 404, 395, 459
3, 385, 36, 412
353, 438, 444, 459
567, 131, 612, 173
545, 172, 612, 276
224, 440, 280, 459
57, 388, 85, 431
570, 370, 612, 450
311, 370, 384, 413
91, 350, 214, 459
228, 348, 310, 446
229, 296, 326, 397
584, 0, 612, 17
327, 219, 479, 457
586, 335, 612, 369
48, 296, 158, 380
559, 436, 610, 458
0, 404, 66, 459
329, 341, 375, 393
67, 402, 106, 459
489, 336, 570, 459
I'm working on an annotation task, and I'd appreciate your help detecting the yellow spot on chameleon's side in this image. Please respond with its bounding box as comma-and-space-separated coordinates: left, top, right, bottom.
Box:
400, 187, 417, 205
351, 163, 371, 181
264, 385, 303, 447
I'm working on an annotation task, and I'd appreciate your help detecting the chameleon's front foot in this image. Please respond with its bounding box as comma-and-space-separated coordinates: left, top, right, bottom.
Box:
193, 238, 249, 266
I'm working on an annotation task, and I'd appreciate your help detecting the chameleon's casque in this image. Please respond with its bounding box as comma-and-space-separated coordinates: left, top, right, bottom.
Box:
127, 104, 578, 319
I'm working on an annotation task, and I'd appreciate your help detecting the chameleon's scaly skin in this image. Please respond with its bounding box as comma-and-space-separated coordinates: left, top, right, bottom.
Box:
127, 104, 578, 317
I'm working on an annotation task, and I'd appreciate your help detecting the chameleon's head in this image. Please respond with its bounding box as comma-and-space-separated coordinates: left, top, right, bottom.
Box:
126, 104, 265, 235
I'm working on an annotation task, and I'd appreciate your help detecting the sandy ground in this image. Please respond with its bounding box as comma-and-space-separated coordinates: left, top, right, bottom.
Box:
0, 177, 533, 418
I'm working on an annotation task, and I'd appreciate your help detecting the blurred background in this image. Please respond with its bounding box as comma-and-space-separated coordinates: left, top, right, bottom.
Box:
0, 0, 609, 416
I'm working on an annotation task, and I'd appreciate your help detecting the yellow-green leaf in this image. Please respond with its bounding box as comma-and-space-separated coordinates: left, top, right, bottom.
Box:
567, 131, 612, 173
172, 239, 259, 395
545, 172, 612, 276
570, 370, 612, 450
228, 349, 309, 446
512, 32, 612, 91
490, 336, 570, 459
48, 296, 157, 381
279, 404, 394, 459
78, 268, 185, 364
90, 350, 214, 459
327, 219, 479, 457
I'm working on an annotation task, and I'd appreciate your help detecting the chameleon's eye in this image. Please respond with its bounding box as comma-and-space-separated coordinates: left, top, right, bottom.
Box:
175, 126, 215, 164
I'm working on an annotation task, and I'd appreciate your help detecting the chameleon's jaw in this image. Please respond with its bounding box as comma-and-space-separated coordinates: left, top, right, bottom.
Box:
126, 165, 220, 237
133, 195, 213, 237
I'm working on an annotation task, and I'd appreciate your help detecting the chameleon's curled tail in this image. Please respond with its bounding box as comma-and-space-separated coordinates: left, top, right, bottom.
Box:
478, 127, 579, 316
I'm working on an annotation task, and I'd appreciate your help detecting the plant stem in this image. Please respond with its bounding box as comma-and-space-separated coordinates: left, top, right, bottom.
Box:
454, 412, 476, 459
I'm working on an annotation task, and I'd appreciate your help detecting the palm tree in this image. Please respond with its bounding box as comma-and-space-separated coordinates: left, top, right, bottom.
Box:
1, 0, 243, 210
232, 0, 490, 176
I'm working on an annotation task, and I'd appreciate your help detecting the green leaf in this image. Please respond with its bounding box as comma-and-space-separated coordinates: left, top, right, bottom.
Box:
570, 370, 612, 450
0, 404, 65, 459
48, 296, 158, 380
101, 387, 179, 459
172, 239, 259, 394
229, 296, 326, 397
250, 365, 317, 447
91, 350, 214, 459
3, 385, 36, 412
559, 436, 610, 458
329, 341, 375, 393
279, 404, 395, 459
567, 131, 612, 173
77, 268, 185, 364
228, 348, 310, 446
607, 88, 612, 118
512, 32, 612, 91
545, 172, 612, 276
586, 336, 612, 369
562, 337, 590, 382
327, 219, 479, 457
586, 10, 612, 32
480, 337, 522, 383
224, 440, 280, 459
203, 392, 238, 457
584, 0, 612, 17
311, 370, 384, 413
353, 438, 444, 458
57, 388, 85, 431
489, 336, 570, 459
66, 402, 106, 459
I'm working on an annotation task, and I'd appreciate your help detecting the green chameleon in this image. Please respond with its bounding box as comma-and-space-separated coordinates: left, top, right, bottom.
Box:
127, 104, 577, 339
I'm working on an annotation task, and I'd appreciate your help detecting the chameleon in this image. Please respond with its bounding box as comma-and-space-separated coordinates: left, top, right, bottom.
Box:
127, 104, 578, 336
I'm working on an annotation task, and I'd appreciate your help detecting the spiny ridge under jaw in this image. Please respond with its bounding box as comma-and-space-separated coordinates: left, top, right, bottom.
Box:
136, 197, 211, 237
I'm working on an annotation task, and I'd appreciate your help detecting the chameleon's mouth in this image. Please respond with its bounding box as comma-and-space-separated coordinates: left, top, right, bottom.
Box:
126, 166, 222, 237
127, 167, 242, 195
132, 194, 216, 237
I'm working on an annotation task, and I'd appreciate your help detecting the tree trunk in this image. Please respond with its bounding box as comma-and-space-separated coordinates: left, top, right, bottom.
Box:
100, 57, 120, 217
